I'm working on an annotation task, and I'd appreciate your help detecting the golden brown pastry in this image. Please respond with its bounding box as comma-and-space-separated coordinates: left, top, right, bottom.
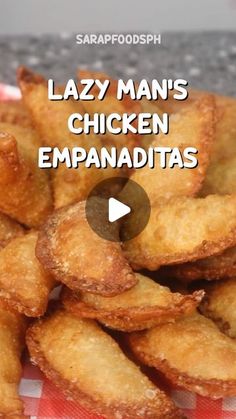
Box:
0, 212, 24, 250
0, 304, 26, 416
27, 309, 182, 418
200, 277, 236, 338
0, 231, 55, 317
36, 199, 136, 296
63, 273, 204, 331
0, 128, 53, 227
129, 311, 236, 398
124, 194, 236, 270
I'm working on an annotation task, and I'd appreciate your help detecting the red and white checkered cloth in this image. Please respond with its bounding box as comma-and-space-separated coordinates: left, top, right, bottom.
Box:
20, 355, 236, 419
1, 83, 236, 419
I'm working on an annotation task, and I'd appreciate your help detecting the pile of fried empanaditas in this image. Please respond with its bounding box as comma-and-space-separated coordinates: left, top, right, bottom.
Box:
0, 67, 236, 418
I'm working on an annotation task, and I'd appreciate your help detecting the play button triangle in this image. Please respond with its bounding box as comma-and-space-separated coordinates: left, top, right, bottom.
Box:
108, 197, 131, 223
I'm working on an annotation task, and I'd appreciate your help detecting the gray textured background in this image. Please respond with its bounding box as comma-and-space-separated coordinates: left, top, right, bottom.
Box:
0, 1, 236, 95
0, 32, 236, 96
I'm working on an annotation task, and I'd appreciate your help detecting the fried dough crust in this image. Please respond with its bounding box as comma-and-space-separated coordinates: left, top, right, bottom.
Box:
63, 273, 204, 331
0, 212, 24, 250
200, 156, 236, 196
0, 128, 53, 227
123, 95, 215, 205
158, 89, 236, 163
36, 199, 136, 296
129, 312, 236, 398
18, 66, 121, 208
161, 246, 236, 282
26, 310, 182, 418
124, 195, 236, 270
200, 278, 236, 338
78, 69, 141, 151
0, 100, 31, 127
0, 304, 26, 416
0, 231, 55, 316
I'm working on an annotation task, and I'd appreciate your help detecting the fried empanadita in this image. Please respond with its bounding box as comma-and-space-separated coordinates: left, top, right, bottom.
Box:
79, 71, 164, 151
0, 304, 26, 416
138, 99, 164, 149
26, 309, 181, 418
160, 246, 236, 282
0, 231, 55, 317
18, 66, 82, 149
18, 66, 120, 208
36, 199, 137, 296
0, 212, 24, 250
121, 95, 215, 205
63, 273, 204, 331
212, 94, 236, 163
0, 128, 53, 227
200, 278, 236, 338
200, 155, 236, 196
0, 120, 42, 148
0, 100, 31, 127
158, 90, 236, 164
129, 311, 236, 399
78, 69, 141, 152
51, 139, 121, 209
123, 194, 236, 270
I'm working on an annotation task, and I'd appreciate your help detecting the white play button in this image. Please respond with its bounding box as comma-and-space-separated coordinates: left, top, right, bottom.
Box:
108, 197, 131, 223
86, 177, 151, 241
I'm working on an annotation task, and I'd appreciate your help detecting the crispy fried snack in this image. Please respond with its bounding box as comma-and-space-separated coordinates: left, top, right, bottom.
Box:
0, 304, 26, 416
63, 273, 204, 331
158, 90, 236, 163
0, 128, 53, 227
123, 194, 236, 270
79, 71, 165, 151
200, 156, 236, 196
0, 212, 24, 250
51, 142, 121, 209
27, 309, 181, 418
78, 69, 141, 151
18, 66, 120, 208
36, 199, 136, 296
200, 278, 236, 338
0, 100, 31, 127
160, 246, 236, 282
0, 120, 42, 148
212, 94, 236, 162
121, 95, 215, 205
129, 311, 236, 398
18, 66, 93, 149
0, 231, 55, 317
138, 99, 164, 149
